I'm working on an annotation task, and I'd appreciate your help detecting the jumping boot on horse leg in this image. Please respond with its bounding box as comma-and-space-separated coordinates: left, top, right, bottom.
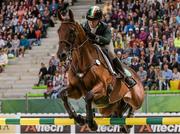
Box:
85, 91, 98, 131
112, 58, 136, 88
60, 90, 86, 126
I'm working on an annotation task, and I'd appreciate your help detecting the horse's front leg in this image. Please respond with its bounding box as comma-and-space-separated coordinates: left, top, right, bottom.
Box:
60, 87, 86, 126
84, 82, 105, 131
85, 91, 98, 131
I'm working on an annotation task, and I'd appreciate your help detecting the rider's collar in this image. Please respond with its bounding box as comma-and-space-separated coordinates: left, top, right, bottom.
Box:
89, 22, 101, 33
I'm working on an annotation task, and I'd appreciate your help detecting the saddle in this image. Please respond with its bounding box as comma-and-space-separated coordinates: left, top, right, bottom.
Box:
93, 45, 132, 106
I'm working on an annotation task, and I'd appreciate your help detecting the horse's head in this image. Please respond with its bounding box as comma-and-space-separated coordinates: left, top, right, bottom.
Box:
57, 9, 87, 63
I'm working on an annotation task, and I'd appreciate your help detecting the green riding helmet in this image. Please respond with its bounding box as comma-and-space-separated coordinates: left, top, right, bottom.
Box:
86, 6, 103, 20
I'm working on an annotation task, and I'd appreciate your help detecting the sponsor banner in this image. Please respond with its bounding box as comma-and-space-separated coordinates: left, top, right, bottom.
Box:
76, 125, 122, 133
135, 124, 180, 133
0, 115, 18, 134
20, 116, 70, 133
135, 116, 180, 133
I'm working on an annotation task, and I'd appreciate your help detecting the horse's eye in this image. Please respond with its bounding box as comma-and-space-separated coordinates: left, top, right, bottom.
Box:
66, 43, 71, 48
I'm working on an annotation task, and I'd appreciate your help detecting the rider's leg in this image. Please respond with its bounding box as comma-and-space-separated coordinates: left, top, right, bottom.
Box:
104, 44, 136, 88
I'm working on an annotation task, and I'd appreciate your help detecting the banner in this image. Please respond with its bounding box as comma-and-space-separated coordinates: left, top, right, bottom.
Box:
135, 116, 180, 133
20, 116, 71, 133
76, 125, 122, 133
135, 124, 180, 133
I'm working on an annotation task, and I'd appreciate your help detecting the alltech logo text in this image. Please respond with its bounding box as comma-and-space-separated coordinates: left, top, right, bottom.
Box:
135, 125, 180, 133
20, 116, 70, 133
21, 125, 70, 133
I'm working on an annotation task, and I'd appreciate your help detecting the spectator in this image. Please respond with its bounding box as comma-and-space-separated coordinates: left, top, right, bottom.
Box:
35, 27, 42, 46
38, 0, 45, 16
35, 17, 43, 31
47, 61, 56, 79
176, 9, 180, 24
19, 34, 30, 57
145, 65, 156, 90
0, 34, 5, 48
130, 57, 139, 72
174, 32, 180, 48
172, 67, 180, 80
11, 35, 20, 57
44, 80, 53, 99
57, 61, 67, 74
162, 64, 173, 90
154, 66, 163, 90
139, 27, 148, 43
137, 66, 147, 86
146, 48, 159, 67
50, 0, 58, 17
169, 57, 179, 71
49, 54, 59, 66
27, 26, 36, 46
102, 1, 112, 15
51, 70, 65, 98
0, 49, 8, 73
31, 6, 39, 17
37, 62, 48, 86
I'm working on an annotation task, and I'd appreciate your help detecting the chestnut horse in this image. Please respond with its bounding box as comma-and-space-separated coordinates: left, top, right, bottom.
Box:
57, 10, 144, 132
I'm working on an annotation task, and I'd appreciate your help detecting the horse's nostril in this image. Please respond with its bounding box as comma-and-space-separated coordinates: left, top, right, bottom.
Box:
59, 52, 67, 61
61, 53, 66, 58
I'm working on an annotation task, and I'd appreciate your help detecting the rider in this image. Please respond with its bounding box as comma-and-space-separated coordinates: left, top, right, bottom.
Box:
81, 6, 136, 88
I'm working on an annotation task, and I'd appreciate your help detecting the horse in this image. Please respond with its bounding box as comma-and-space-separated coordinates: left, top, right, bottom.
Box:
57, 9, 144, 132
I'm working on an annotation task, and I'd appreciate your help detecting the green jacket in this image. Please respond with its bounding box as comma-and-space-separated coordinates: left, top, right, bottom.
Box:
81, 21, 112, 46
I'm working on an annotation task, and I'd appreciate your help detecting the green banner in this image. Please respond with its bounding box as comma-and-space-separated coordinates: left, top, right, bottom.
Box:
141, 94, 180, 112
1, 94, 180, 113
1, 98, 86, 113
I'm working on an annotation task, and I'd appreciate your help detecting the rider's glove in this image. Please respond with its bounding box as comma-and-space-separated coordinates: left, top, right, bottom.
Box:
86, 31, 96, 40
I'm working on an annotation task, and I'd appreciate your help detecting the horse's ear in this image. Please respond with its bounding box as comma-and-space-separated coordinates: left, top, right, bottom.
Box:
58, 10, 64, 21
69, 9, 75, 22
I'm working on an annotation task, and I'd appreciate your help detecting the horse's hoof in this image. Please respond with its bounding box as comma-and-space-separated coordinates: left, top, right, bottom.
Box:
88, 120, 98, 131
127, 125, 133, 129
75, 115, 86, 126
121, 125, 130, 133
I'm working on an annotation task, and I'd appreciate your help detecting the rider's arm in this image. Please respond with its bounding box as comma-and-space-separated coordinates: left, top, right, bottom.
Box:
95, 27, 112, 46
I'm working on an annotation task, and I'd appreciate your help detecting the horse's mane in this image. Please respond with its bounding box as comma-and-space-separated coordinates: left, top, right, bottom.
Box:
75, 22, 87, 41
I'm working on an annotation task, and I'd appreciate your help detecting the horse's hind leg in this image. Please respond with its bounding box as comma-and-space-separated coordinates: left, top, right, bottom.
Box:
127, 106, 134, 118
121, 106, 134, 133
117, 100, 130, 117
116, 100, 133, 133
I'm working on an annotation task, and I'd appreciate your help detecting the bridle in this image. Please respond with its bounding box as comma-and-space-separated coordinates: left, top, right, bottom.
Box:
58, 21, 90, 73
59, 21, 89, 53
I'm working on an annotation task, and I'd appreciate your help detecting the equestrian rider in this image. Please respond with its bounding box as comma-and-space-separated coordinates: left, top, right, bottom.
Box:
81, 6, 136, 88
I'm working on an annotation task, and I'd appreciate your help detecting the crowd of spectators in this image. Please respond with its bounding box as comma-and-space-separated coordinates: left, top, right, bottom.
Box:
37, 0, 180, 99
0, 0, 67, 73
102, 0, 180, 90
37, 54, 68, 99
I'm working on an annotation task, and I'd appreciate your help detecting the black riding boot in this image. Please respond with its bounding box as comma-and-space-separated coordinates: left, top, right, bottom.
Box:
113, 58, 136, 88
